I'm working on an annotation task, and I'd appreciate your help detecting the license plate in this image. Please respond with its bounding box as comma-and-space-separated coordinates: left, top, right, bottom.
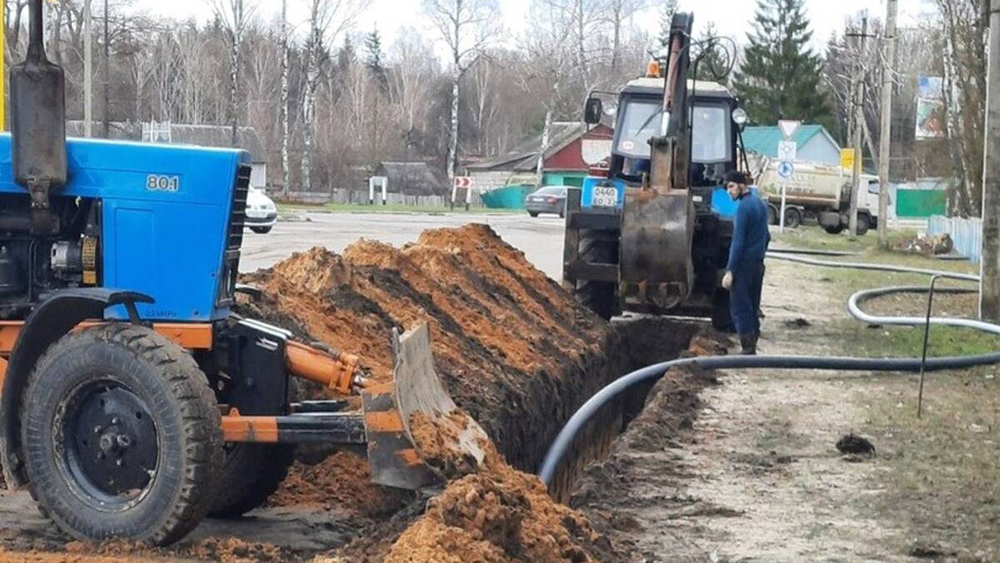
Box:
592, 186, 618, 207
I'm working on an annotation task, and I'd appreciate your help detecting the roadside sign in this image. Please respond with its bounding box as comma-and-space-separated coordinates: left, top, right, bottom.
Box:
777, 161, 795, 180
451, 176, 475, 211
840, 148, 856, 171
777, 161, 794, 234
777, 140, 797, 162
778, 120, 801, 140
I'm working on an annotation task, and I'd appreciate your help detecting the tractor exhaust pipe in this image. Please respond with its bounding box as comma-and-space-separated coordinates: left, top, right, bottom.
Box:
11, 0, 68, 234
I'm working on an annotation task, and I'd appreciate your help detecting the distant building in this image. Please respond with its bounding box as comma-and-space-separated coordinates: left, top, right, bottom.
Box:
465, 122, 614, 190
372, 162, 444, 196
742, 124, 841, 167
66, 121, 268, 189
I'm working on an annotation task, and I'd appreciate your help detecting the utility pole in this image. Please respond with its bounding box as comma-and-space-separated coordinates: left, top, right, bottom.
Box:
848, 16, 868, 239
981, 0, 1000, 321
83, 0, 93, 138
103, 0, 110, 138
877, 0, 897, 248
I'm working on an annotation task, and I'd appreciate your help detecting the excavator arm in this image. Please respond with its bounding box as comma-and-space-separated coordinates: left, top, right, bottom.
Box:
619, 12, 697, 312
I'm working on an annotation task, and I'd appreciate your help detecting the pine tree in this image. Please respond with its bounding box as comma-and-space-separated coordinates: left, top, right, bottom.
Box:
732, 0, 832, 126
658, 0, 679, 47
338, 36, 356, 74
694, 22, 729, 84
365, 27, 387, 91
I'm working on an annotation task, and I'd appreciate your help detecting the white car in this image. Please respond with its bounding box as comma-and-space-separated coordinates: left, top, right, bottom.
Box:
245, 187, 277, 234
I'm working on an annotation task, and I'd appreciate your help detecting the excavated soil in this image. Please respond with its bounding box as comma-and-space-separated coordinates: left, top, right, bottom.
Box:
0, 224, 707, 562
238, 225, 698, 504
267, 452, 412, 517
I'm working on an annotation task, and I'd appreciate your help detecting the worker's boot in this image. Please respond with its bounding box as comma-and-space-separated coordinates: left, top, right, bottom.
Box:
739, 333, 758, 356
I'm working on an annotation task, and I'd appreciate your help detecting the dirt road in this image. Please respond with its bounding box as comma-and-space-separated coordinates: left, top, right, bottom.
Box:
574, 254, 931, 562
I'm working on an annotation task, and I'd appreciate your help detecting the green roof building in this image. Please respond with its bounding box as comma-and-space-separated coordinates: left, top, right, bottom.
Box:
742, 125, 842, 167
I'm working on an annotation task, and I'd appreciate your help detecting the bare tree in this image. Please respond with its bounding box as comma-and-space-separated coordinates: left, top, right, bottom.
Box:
606, 0, 649, 74
280, 0, 292, 195
936, 0, 987, 216
522, 0, 575, 187
423, 0, 501, 181
215, 0, 257, 145
301, 0, 369, 193
387, 28, 437, 138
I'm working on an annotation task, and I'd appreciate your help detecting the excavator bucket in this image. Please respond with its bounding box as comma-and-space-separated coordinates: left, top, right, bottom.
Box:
619, 187, 696, 313
361, 323, 488, 490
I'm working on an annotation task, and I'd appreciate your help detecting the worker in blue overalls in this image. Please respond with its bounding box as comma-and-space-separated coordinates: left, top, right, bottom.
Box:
721, 171, 770, 355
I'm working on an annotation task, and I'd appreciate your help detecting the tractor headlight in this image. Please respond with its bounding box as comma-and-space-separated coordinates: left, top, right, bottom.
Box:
732, 108, 748, 127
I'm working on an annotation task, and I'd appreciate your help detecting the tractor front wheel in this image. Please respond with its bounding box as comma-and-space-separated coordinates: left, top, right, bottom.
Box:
21, 324, 223, 546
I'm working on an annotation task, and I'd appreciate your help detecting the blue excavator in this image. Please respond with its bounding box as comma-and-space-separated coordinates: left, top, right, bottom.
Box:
563, 12, 750, 330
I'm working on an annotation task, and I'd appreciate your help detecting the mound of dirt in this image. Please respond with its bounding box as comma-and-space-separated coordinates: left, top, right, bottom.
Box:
268, 451, 411, 517
384, 415, 619, 563
408, 410, 485, 479
239, 225, 620, 505
64, 537, 289, 563
237, 224, 700, 562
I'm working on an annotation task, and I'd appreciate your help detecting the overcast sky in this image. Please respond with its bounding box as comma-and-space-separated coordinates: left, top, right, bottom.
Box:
131, 0, 940, 55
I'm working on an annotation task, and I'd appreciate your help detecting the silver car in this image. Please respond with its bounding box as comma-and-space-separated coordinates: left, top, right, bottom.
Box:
525, 186, 569, 218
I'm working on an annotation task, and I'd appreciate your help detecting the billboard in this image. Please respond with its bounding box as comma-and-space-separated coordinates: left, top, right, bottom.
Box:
915, 98, 945, 139
917, 76, 944, 101
916, 76, 946, 140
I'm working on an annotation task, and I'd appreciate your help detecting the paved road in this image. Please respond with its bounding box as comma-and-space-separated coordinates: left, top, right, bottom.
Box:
241, 212, 568, 280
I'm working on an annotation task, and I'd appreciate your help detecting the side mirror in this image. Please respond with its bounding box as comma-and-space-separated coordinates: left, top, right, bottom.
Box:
584, 98, 603, 125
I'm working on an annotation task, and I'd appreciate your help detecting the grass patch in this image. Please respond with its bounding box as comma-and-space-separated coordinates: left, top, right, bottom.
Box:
278, 202, 524, 215
778, 226, 1000, 558
837, 319, 1000, 359
771, 225, 918, 254
855, 369, 1000, 559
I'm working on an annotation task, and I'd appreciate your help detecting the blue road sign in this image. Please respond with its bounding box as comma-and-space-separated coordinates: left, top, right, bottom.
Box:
777, 161, 795, 180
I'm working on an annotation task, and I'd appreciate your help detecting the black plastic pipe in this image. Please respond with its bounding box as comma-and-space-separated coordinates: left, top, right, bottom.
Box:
538, 252, 993, 487
538, 350, 1000, 486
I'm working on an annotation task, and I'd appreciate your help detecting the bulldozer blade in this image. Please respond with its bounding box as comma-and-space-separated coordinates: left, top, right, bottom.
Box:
362, 323, 488, 490
619, 187, 696, 313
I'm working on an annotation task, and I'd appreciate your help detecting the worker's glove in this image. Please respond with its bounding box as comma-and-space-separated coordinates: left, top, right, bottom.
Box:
722, 271, 734, 290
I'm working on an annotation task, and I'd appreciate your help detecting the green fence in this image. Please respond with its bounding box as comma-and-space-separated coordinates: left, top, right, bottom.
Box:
481, 185, 533, 209
896, 189, 947, 218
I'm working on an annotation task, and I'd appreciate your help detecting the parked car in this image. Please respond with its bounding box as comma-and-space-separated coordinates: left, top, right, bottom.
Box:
245, 187, 278, 234
525, 186, 570, 218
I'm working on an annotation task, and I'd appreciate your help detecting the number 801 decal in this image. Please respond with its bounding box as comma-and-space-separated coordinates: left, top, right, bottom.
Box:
147, 175, 180, 192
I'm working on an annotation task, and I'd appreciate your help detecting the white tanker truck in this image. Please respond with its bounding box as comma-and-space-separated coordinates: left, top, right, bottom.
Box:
754, 159, 889, 235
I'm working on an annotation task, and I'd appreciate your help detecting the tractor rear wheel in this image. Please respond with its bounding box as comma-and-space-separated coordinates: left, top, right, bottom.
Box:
574, 230, 618, 320
209, 443, 296, 518
210, 382, 299, 518
21, 324, 222, 546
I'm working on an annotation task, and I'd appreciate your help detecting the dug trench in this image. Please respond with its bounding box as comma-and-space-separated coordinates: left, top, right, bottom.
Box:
0, 224, 724, 563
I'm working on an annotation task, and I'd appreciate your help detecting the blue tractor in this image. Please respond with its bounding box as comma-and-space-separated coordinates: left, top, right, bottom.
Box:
563, 12, 749, 329
0, 0, 482, 545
